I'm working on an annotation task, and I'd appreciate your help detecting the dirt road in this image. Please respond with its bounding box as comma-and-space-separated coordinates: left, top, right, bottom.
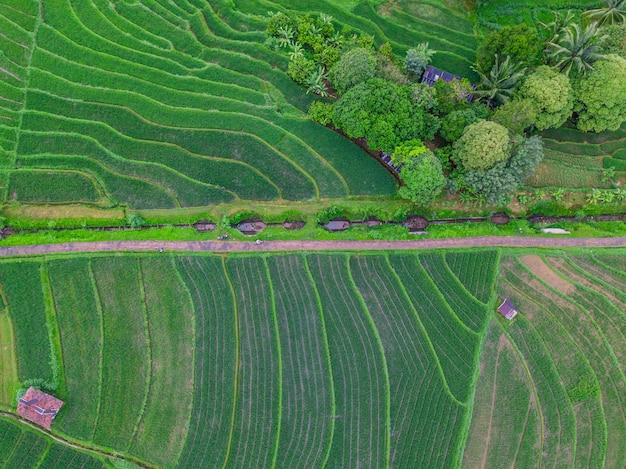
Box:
0, 236, 625, 257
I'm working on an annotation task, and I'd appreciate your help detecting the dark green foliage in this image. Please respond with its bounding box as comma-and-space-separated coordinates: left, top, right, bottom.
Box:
440, 108, 483, 143
127, 214, 145, 229
328, 47, 376, 94
433, 78, 474, 115
463, 136, 544, 205
520, 66, 574, 130
476, 24, 543, 72
3, 429, 49, 469
332, 78, 439, 152
491, 99, 537, 134
288, 56, 316, 85
0, 261, 52, 382
398, 151, 446, 205
405, 43, 435, 77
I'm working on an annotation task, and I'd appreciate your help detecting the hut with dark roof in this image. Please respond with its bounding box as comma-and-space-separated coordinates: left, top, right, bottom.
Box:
497, 298, 518, 320
17, 387, 64, 429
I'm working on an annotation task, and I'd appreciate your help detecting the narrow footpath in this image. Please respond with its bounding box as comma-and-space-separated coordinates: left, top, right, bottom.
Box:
0, 236, 625, 257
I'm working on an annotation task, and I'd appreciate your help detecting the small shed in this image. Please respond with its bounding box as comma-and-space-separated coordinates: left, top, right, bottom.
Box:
17, 387, 64, 429
421, 65, 461, 86
497, 298, 518, 320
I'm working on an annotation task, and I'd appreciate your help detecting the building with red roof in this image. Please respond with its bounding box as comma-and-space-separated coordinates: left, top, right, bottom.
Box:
17, 387, 63, 430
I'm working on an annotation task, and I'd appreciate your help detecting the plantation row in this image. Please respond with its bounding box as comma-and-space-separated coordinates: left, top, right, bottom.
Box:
1, 250, 497, 468
532, 123, 626, 188
0, 0, 395, 208
0, 417, 105, 468
464, 252, 626, 469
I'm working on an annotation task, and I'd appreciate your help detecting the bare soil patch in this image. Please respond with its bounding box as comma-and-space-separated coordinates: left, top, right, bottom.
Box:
5, 205, 124, 220
519, 255, 574, 294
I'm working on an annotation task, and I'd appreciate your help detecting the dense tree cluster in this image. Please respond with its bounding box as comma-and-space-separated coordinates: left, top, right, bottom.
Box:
268, 4, 626, 207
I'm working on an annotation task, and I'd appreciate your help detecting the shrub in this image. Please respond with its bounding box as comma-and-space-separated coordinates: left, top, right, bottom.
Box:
308, 101, 334, 125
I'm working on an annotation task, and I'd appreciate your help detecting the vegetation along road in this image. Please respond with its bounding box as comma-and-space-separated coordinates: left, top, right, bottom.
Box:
0, 236, 625, 257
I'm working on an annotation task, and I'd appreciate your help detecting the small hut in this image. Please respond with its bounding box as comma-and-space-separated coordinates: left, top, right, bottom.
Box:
17, 387, 64, 429
497, 298, 518, 320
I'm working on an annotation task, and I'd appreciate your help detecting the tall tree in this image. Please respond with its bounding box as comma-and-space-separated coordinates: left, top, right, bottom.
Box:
398, 151, 446, 206
472, 55, 526, 108
452, 120, 512, 172
584, 0, 626, 27
520, 66, 574, 130
574, 54, 626, 132
546, 22, 606, 75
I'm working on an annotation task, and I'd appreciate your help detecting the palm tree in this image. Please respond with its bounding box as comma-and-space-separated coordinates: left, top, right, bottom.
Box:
584, 0, 626, 27
546, 22, 606, 75
471, 55, 526, 108
538, 10, 576, 42
306, 66, 329, 97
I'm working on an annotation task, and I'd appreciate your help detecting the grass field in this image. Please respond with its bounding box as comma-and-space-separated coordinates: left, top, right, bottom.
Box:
0, 0, 398, 209
0, 248, 624, 468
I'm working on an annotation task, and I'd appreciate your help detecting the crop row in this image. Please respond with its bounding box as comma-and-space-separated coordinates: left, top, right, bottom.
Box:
499, 262, 606, 467
8, 170, 100, 204
225, 257, 281, 468
389, 254, 479, 403
445, 250, 498, 304
418, 253, 488, 332
0, 260, 52, 382
490, 254, 626, 468
0, 417, 105, 468
175, 256, 237, 469
8, 0, 393, 206
4, 251, 495, 468
350, 255, 468, 467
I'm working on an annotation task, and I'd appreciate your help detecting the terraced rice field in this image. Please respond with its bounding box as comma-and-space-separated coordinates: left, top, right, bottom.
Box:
0, 248, 624, 468
0, 0, 401, 208
0, 250, 496, 467
527, 124, 626, 188
464, 251, 626, 469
